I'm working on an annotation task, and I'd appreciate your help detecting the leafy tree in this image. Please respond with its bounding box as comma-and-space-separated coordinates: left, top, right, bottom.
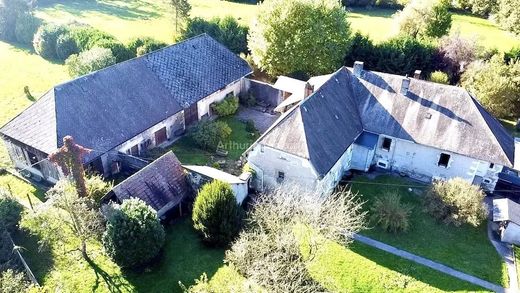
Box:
461, 55, 520, 118
95, 39, 134, 62
0, 0, 29, 41
66, 47, 116, 77
469, 0, 497, 16
424, 178, 487, 227
179, 16, 248, 54
496, 0, 520, 36
126, 36, 168, 57
0, 190, 23, 233
371, 192, 412, 233
102, 198, 165, 268
0, 269, 31, 293
14, 12, 40, 45
32, 23, 68, 60
344, 32, 377, 68
248, 0, 351, 76
22, 179, 104, 259
429, 71, 450, 84
55, 33, 79, 61
225, 185, 366, 292
190, 120, 232, 151
70, 26, 116, 52
394, 0, 452, 38
434, 33, 480, 83
170, 0, 191, 33
193, 180, 243, 246
211, 94, 239, 116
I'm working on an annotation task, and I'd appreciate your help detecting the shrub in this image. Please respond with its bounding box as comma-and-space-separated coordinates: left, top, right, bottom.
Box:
496, 0, 520, 36
14, 12, 40, 45
245, 119, 256, 133
248, 0, 351, 76
0, 191, 24, 233
434, 33, 480, 83
33, 24, 68, 60
344, 32, 377, 68
102, 198, 165, 268
0, 0, 29, 41
179, 16, 248, 54
394, 0, 452, 39
0, 269, 31, 293
371, 192, 412, 233
190, 120, 232, 151
461, 55, 520, 118
424, 178, 487, 227
85, 174, 112, 204
468, 0, 498, 17
505, 46, 520, 64
211, 94, 239, 116
127, 36, 167, 57
429, 71, 449, 84
66, 47, 116, 77
70, 26, 116, 52
55, 33, 79, 61
192, 180, 243, 246
95, 39, 133, 62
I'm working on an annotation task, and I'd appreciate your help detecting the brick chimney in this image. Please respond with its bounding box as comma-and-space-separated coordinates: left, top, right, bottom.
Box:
414, 70, 422, 79
353, 61, 364, 77
400, 77, 410, 95
304, 82, 314, 98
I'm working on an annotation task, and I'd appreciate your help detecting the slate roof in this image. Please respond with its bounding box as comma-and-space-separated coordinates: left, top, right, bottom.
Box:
0, 34, 252, 160
254, 67, 515, 176
110, 152, 191, 216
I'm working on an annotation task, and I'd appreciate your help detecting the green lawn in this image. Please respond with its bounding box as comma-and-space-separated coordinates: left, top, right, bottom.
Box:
349, 175, 508, 286
15, 217, 225, 292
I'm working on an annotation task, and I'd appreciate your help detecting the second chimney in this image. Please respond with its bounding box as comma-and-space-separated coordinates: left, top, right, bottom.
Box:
353, 61, 364, 77
414, 70, 422, 79
400, 77, 410, 95
304, 82, 314, 98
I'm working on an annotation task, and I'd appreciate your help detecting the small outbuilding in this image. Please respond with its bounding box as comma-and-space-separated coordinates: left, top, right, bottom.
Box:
105, 151, 192, 219
493, 198, 520, 245
183, 165, 249, 204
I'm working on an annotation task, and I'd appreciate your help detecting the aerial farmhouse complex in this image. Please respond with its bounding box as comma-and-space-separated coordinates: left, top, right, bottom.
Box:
246, 62, 519, 193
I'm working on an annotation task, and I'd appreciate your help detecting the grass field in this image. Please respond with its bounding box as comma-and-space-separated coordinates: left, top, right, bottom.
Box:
349, 175, 508, 286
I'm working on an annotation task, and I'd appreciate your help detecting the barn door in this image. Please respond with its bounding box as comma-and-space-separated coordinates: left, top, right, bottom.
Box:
184, 104, 198, 126
155, 127, 167, 145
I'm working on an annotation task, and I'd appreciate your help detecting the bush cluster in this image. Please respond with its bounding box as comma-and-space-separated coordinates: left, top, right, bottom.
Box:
66, 47, 116, 77
190, 120, 232, 151
0, 191, 24, 233
371, 192, 412, 233
424, 178, 487, 227
126, 36, 168, 57
0, 0, 30, 42
192, 180, 243, 246
102, 198, 165, 268
211, 94, 239, 116
0, 269, 31, 293
32, 24, 68, 60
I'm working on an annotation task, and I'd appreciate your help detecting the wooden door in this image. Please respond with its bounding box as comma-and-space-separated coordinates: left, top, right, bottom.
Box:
155, 127, 167, 145
184, 104, 198, 126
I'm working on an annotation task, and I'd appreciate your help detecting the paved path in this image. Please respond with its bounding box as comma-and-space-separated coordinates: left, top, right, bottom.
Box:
236, 107, 279, 134
487, 222, 519, 292
353, 234, 506, 293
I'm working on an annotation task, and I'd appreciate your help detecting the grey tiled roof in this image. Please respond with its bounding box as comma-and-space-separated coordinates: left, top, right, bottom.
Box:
257, 67, 515, 176
0, 34, 252, 160
145, 34, 252, 108
111, 152, 191, 213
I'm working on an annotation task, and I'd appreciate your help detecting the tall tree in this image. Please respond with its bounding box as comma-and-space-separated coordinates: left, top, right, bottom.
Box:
248, 0, 352, 77
171, 0, 191, 33
394, 0, 452, 39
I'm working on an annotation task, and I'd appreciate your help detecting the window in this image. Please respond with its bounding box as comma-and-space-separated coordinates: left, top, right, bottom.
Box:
489, 163, 495, 169
129, 145, 139, 156
438, 153, 451, 168
26, 151, 41, 170
381, 137, 392, 151
277, 171, 285, 183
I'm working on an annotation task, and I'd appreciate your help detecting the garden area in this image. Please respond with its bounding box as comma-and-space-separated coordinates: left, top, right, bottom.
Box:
348, 174, 508, 287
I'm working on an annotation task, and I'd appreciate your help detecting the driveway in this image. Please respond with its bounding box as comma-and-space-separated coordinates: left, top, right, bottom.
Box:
237, 107, 280, 134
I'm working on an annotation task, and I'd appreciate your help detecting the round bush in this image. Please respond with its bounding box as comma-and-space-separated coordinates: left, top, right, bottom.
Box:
211, 94, 239, 116
190, 120, 232, 151
102, 198, 165, 268
55, 33, 79, 61
429, 71, 450, 84
371, 192, 412, 233
193, 180, 243, 246
0, 195, 24, 232
424, 178, 487, 227
14, 12, 40, 45
33, 24, 68, 60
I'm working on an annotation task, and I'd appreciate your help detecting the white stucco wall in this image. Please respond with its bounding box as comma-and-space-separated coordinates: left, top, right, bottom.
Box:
231, 182, 248, 205
197, 79, 243, 119
247, 144, 319, 191
372, 135, 502, 190
319, 145, 354, 193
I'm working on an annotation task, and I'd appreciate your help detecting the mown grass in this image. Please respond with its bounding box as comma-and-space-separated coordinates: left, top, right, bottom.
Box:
349, 174, 508, 286
16, 216, 225, 292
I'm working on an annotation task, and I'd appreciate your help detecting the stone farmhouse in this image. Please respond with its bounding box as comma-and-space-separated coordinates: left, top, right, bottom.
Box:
0, 34, 252, 183
246, 62, 519, 193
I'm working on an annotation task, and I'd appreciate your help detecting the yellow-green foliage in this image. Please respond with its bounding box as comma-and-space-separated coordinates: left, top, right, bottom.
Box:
429, 71, 450, 84
371, 192, 412, 233
211, 94, 239, 117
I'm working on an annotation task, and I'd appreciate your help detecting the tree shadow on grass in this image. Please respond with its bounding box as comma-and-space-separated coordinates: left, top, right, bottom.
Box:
124, 217, 225, 293
86, 257, 134, 293
348, 241, 490, 292
11, 230, 54, 285
40, 0, 164, 21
